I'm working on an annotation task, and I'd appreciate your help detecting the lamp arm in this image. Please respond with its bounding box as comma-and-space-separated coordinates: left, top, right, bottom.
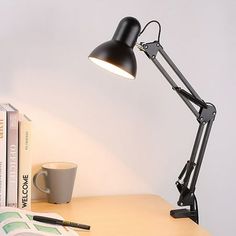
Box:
158, 46, 202, 101
138, 41, 216, 223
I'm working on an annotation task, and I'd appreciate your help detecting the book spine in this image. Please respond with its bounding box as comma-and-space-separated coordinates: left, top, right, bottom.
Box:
0, 109, 7, 206
18, 116, 31, 210
6, 110, 19, 207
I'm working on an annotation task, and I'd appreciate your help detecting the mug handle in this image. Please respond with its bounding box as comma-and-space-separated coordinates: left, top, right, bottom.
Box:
33, 170, 50, 194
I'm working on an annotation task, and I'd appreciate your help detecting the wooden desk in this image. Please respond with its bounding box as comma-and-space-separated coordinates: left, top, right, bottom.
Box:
32, 195, 211, 236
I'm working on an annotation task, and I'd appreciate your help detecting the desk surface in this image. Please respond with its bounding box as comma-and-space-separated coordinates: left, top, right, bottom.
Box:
32, 195, 211, 236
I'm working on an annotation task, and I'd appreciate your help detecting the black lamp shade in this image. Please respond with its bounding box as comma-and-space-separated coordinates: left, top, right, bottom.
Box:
89, 17, 141, 79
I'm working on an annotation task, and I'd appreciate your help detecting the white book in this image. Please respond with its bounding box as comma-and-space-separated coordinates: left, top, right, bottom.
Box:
0, 104, 19, 208
18, 114, 32, 210
0, 207, 77, 236
0, 106, 7, 206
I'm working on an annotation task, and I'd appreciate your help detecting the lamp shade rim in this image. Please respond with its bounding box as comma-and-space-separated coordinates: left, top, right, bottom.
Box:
89, 56, 135, 79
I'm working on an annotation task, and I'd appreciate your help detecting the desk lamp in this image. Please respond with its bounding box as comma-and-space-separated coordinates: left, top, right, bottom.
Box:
88, 17, 216, 224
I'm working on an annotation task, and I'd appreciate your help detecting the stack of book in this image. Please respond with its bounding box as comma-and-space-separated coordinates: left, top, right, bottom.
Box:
0, 103, 31, 210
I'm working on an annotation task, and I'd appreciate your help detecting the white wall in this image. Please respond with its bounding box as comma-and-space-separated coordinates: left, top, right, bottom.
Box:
0, 0, 235, 235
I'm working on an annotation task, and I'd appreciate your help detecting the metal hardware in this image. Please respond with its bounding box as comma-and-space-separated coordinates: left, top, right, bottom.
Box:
138, 41, 216, 224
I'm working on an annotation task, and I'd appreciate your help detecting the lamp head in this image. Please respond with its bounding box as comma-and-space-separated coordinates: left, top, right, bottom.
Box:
89, 17, 141, 79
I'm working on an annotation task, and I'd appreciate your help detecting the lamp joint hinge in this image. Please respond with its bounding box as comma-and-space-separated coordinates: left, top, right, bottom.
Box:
177, 186, 195, 207
137, 41, 162, 59
198, 103, 216, 123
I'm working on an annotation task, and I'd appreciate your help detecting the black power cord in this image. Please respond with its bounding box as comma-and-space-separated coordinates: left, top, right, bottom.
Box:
139, 20, 162, 43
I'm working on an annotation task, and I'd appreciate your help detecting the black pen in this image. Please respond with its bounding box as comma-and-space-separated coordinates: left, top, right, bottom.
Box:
33, 215, 91, 230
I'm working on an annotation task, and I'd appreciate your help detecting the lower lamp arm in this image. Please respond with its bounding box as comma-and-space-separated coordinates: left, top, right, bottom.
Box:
172, 109, 215, 224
